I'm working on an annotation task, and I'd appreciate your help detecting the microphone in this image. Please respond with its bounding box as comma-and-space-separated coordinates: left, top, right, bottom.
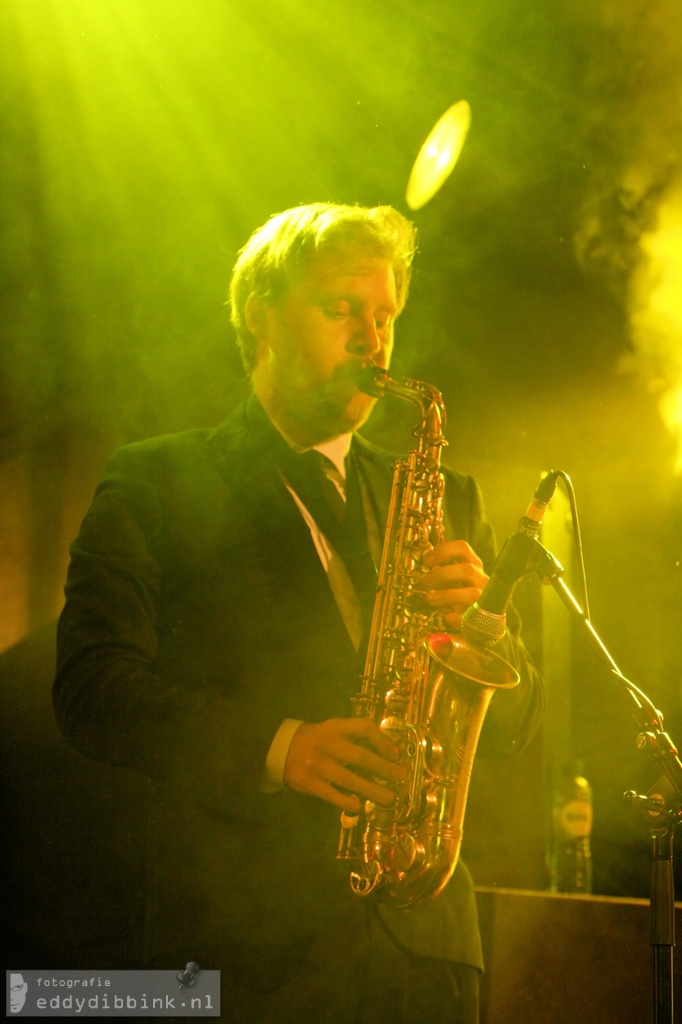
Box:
461, 471, 561, 648
515, 469, 561, 539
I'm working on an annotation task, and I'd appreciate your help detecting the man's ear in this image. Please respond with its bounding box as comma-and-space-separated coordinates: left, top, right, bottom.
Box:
245, 294, 267, 342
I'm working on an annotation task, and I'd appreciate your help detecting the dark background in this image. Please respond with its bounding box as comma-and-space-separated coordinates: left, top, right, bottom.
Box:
3, 0, 682, 964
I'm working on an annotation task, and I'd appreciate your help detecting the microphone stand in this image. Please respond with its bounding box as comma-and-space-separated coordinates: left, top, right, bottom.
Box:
506, 534, 682, 1024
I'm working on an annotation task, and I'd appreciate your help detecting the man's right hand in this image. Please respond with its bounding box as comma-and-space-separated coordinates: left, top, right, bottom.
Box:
283, 717, 406, 812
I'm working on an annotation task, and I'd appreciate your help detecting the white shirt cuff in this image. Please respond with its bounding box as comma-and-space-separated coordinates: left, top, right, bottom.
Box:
259, 717, 304, 793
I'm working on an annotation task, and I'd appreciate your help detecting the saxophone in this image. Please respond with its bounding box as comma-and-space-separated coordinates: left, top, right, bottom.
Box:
337, 365, 519, 908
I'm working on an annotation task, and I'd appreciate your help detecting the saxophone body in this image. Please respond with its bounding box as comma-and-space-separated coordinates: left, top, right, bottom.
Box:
337, 366, 519, 909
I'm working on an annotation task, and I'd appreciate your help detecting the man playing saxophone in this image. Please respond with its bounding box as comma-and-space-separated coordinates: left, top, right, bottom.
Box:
54, 202, 543, 1023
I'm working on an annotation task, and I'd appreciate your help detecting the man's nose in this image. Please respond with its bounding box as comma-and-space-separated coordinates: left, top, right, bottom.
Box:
348, 315, 382, 354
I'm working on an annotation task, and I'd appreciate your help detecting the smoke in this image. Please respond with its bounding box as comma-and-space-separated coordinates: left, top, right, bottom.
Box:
623, 188, 682, 467
569, 0, 682, 466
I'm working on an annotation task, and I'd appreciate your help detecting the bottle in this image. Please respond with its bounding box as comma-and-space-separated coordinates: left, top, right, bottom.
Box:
549, 760, 593, 894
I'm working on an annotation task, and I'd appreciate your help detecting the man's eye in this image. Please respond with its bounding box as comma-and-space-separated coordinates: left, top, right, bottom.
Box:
325, 306, 350, 319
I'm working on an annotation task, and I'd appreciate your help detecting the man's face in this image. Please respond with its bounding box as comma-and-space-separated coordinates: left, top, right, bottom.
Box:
10, 975, 27, 1014
250, 254, 398, 444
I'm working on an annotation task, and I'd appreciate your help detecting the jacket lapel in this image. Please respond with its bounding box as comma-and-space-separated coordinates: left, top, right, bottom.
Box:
209, 395, 307, 537
207, 397, 358, 652
351, 433, 396, 540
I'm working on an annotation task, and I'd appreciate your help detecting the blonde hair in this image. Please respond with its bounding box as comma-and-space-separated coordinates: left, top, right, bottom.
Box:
229, 202, 416, 370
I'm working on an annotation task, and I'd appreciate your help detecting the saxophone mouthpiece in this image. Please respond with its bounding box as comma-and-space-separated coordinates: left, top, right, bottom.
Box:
355, 363, 389, 398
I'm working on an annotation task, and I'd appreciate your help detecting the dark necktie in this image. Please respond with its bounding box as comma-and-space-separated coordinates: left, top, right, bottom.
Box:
308, 451, 346, 525
286, 449, 378, 634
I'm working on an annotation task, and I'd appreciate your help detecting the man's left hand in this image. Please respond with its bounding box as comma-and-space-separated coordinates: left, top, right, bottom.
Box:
421, 539, 488, 631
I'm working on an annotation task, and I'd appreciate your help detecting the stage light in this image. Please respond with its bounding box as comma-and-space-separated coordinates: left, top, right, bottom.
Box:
405, 100, 471, 211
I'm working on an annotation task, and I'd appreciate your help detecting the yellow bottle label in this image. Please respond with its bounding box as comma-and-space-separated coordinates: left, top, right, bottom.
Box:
557, 799, 593, 839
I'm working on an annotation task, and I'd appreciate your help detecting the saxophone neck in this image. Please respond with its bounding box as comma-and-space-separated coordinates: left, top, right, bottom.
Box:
356, 365, 447, 449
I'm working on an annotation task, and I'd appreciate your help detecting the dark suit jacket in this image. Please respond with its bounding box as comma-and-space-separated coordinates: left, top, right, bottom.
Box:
54, 394, 542, 976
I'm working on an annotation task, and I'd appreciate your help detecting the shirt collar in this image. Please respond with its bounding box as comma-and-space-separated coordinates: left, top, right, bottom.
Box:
256, 399, 352, 480
311, 434, 352, 479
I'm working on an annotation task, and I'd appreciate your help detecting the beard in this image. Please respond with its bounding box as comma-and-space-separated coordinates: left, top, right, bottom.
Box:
268, 355, 377, 442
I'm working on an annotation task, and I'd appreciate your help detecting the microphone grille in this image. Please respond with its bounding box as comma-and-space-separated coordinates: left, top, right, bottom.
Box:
461, 605, 506, 648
